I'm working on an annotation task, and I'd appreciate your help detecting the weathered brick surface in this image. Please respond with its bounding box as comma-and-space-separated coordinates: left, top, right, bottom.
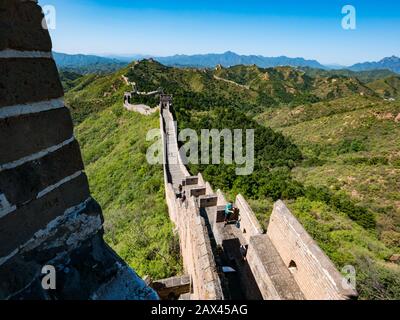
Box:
164, 183, 223, 300
235, 194, 264, 243
0, 0, 158, 301
0, 254, 38, 299
0, 140, 84, 207
0, 58, 63, 108
266, 200, 357, 300
151, 275, 191, 300
0, 0, 52, 52
0, 199, 103, 299
0, 107, 73, 165
0, 173, 90, 258
0, 229, 149, 300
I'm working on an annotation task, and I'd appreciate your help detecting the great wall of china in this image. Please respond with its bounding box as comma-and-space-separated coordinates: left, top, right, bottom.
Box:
0, 0, 358, 301
157, 95, 358, 300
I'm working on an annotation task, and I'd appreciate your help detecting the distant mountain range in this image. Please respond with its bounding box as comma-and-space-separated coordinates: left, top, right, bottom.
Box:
53, 52, 127, 74
154, 51, 326, 69
349, 56, 400, 74
53, 51, 400, 74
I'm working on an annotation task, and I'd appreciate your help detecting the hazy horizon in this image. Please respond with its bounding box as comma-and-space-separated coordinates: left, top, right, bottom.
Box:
54, 50, 399, 68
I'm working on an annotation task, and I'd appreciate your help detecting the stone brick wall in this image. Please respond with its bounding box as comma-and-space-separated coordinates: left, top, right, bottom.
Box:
0, 0, 156, 300
163, 173, 222, 300
267, 201, 358, 300
197, 173, 214, 195
160, 108, 223, 300
211, 184, 355, 300
235, 194, 264, 243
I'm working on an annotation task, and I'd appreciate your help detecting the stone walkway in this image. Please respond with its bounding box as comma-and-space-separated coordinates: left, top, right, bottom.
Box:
161, 105, 259, 299
213, 75, 250, 90
162, 108, 188, 188
124, 102, 158, 116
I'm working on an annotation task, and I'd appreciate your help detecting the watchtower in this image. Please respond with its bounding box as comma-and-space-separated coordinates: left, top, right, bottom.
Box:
160, 94, 172, 110
124, 92, 132, 104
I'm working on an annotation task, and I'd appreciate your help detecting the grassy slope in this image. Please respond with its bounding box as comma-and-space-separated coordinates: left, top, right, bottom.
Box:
66, 69, 182, 279
367, 76, 400, 98
257, 95, 400, 237
256, 95, 400, 299
301, 67, 397, 84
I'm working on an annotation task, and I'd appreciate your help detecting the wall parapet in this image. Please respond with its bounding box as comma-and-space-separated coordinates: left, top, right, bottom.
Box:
267, 200, 358, 300
235, 194, 264, 242
167, 187, 223, 300
160, 104, 223, 300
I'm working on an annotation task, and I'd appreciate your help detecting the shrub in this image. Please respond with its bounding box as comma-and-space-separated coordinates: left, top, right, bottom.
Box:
336, 139, 367, 155
304, 186, 376, 229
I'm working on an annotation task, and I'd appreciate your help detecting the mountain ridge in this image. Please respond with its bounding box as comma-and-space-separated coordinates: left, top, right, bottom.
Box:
54, 51, 400, 75
349, 55, 400, 74
155, 51, 327, 69
53, 52, 128, 74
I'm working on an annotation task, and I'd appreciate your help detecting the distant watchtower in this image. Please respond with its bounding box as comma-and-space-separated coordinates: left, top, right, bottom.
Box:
160, 94, 172, 110
124, 92, 132, 104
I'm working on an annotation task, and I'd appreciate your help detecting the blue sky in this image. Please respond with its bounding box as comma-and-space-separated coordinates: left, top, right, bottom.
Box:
40, 0, 400, 65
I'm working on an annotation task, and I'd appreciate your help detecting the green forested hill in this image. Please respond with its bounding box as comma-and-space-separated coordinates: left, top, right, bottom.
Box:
64, 60, 399, 298
257, 95, 400, 298
257, 95, 400, 246
64, 67, 182, 280
59, 70, 84, 91
126, 60, 378, 114
301, 67, 397, 84
213, 64, 376, 105
367, 76, 400, 98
